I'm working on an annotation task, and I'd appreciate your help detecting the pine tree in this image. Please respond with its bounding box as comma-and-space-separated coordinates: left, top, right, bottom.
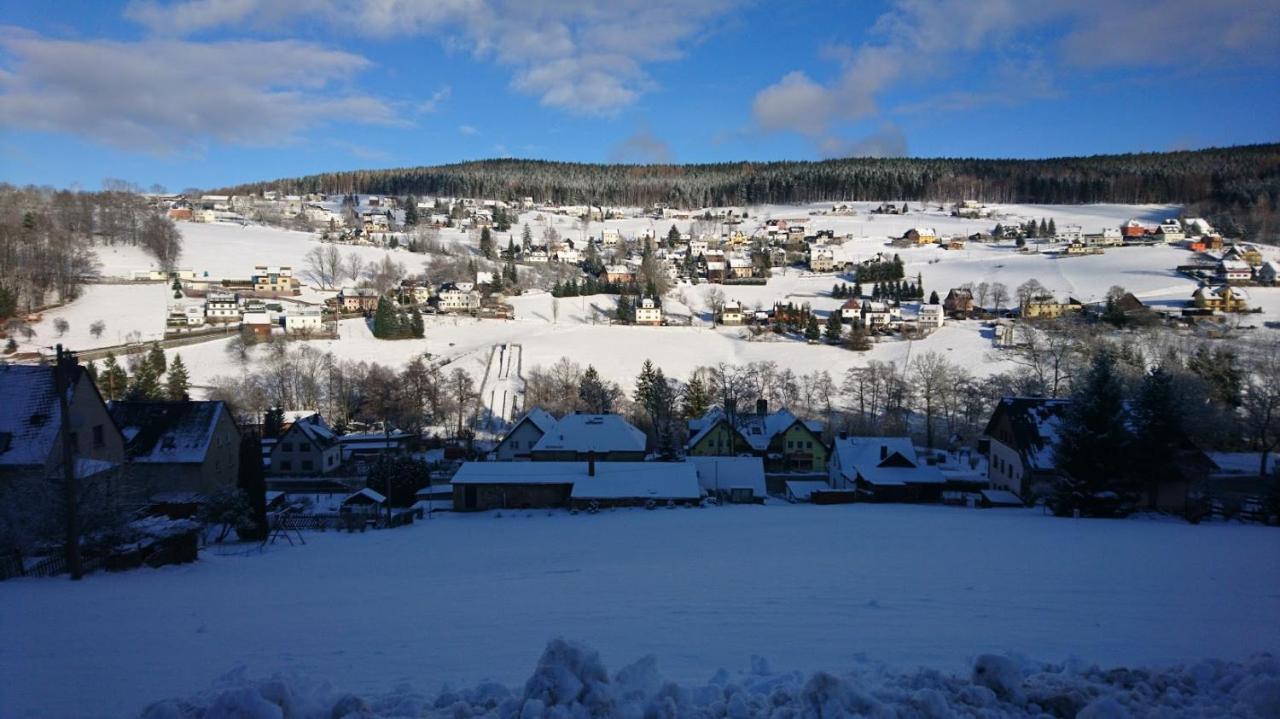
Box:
929, 290, 940, 304
667, 224, 680, 246
824, 311, 843, 342
100, 352, 128, 401
126, 359, 161, 400
263, 407, 285, 439
521, 223, 533, 248
682, 374, 711, 419
578, 366, 613, 413
845, 323, 872, 351
410, 307, 425, 338
166, 353, 190, 400
404, 200, 419, 226
147, 341, 167, 375
85, 360, 98, 384
373, 296, 396, 338
480, 227, 494, 259
1039, 218, 1049, 236
853, 281, 862, 298
804, 314, 821, 341
1047, 218, 1057, 236
505, 256, 518, 284
1130, 366, 1185, 504
615, 295, 632, 324
1054, 350, 1132, 502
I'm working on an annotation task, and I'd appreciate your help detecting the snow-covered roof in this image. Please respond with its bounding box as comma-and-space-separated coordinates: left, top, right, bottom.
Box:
980, 489, 1024, 506
785, 480, 831, 501
344, 487, 386, 504
108, 400, 230, 465
568, 463, 701, 501
532, 414, 646, 454
509, 407, 558, 438
985, 397, 1071, 471
285, 414, 337, 448
831, 436, 945, 486
1207, 452, 1278, 476
687, 406, 818, 453
687, 456, 767, 496
0, 364, 64, 467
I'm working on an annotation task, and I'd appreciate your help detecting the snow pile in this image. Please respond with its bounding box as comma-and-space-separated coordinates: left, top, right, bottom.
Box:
139, 639, 1277, 718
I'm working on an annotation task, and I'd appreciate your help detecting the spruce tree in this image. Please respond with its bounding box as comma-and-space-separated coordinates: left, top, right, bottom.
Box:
824, 311, 843, 342
373, 296, 395, 338
804, 314, 821, 341
845, 323, 872, 351
682, 374, 711, 419
126, 359, 161, 400
404, 200, 419, 226
1048, 218, 1057, 236
147, 341, 167, 375
166, 353, 190, 400
1054, 350, 1132, 502
929, 290, 940, 304
100, 352, 128, 401
521, 223, 533, 248
410, 307, 425, 338
1130, 367, 1184, 504
578, 366, 613, 413
480, 227, 494, 259
667, 224, 680, 246
263, 407, 285, 439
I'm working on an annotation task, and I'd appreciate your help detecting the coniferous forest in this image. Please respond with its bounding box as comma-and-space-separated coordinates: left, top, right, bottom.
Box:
223, 144, 1280, 240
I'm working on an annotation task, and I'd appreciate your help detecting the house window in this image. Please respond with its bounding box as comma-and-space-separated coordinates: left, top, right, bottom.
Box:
302, 460, 314, 471
92, 425, 104, 448
282, 442, 292, 452
280, 460, 292, 471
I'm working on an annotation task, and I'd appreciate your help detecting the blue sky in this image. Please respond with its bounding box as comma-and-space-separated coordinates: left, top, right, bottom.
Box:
1, 0, 1277, 191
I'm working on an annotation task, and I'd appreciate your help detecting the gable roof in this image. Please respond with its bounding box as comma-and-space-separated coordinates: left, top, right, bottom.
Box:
0, 364, 64, 467
504, 407, 557, 441
831, 436, 945, 486
281, 414, 337, 448
687, 456, 767, 496
108, 400, 233, 464
531, 413, 646, 454
688, 406, 822, 453
983, 397, 1071, 471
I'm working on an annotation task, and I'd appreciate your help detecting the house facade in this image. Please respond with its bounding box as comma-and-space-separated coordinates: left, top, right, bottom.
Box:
107, 400, 241, 500
635, 298, 662, 325
686, 402, 828, 474
269, 414, 341, 475
943, 288, 974, 318
493, 408, 557, 461
983, 397, 1071, 499
828, 436, 946, 502
529, 413, 648, 462
1193, 285, 1249, 312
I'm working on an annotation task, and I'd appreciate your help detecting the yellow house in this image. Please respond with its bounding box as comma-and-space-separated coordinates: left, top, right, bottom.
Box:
1022, 297, 1083, 319
1193, 285, 1249, 312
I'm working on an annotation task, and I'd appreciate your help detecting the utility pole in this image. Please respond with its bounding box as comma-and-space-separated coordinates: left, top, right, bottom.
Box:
54, 344, 82, 580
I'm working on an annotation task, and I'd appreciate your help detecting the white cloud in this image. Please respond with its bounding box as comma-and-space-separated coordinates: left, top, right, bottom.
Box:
751, 0, 1280, 153
417, 85, 451, 114
818, 124, 908, 159
458, 125, 479, 136
0, 31, 399, 151
123, 0, 741, 115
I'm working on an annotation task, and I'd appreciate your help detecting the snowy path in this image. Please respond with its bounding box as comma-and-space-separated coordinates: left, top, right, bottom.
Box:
478, 342, 524, 429
3, 505, 1278, 717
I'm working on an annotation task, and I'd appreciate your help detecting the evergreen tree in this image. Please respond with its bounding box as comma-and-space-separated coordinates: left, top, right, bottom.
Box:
506, 236, 517, 259
824, 311, 843, 342
845, 323, 872, 351
480, 227, 494, 259
404, 199, 419, 226
410, 307, 425, 338
3, 337, 16, 354
166, 353, 191, 400
900, 203, 908, 214
578, 365, 614, 413
1039, 218, 1049, 236
126, 358, 162, 400
505, 256, 518, 284
852, 281, 862, 298
929, 290, 940, 304
1053, 350, 1132, 502
84, 360, 98, 384
682, 374, 711, 419
236, 433, 268, 541
521, 223, 533, 248
667, 224, 681, 246
373, 296, 397, 338
1047, 218, 1057, 236
100, 352, 128, 401
615, 294, 632, 324
147, 341, 167, 375
1188, 346, 1243, 408
1130, 366, 1186, 504
804, 314, 821, 341
993, 223, 1004, 238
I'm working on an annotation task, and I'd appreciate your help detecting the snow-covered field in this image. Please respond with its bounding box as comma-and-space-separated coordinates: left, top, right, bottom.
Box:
19, 202, 1280, 392
2, 505, 1278, 717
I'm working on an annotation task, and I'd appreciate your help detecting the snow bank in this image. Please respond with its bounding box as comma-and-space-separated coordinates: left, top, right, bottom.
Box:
140, 639, 1277, 718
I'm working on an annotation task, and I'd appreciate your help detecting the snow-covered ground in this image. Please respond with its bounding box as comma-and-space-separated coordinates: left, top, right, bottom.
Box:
20, 202, 1280, 392
3, 505, 1278, 717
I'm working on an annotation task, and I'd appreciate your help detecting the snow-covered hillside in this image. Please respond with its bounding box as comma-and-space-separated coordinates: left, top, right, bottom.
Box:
3, 505, 1277, 717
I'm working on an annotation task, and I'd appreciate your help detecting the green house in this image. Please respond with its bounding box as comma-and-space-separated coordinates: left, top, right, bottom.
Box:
687, 401, 827, 473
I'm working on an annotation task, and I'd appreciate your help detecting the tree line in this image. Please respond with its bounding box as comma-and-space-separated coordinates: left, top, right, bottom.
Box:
218, 144, 1279, 241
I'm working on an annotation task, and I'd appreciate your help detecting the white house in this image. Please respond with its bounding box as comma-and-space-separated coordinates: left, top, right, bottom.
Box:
285, 306, 324, 334
917, 304, 944, 330
601, 229, 621, 248
436, 283, 480, 312
1184, 218, 1215, 237
828, 436, 945, 501
1157, 219, 1185, 243
205, 291, 241, 322
1219, 260, 1253, 283
861, 301, 903, 328
1258, 261, 1280, 285
635, 298, 662, 326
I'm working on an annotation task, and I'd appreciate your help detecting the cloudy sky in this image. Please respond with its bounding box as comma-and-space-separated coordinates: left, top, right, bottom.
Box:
1, 0, 1277, 189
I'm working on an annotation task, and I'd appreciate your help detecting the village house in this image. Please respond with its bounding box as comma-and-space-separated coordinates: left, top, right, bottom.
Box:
635, 298, 663, 326
337, 287, 380, 313
1121, 219, 1148, 239
1083, 228, 1123, 247
601, 265, 635, 284
252, 266, 299, 295
727, 255, 755, 279
1223, 244, 1263, 267
268, 414, 341, 475
1218, 260, 1253, 284
687, 456, 767, 503
1064, 241, 1103, 255
1184, 218, 1215, 237
903, 227, 938, 245
241, 310, 273, 337
167, 303, 206, 328
450, 460, 700, 511
808, 247, 835, 272
828, 436, 946, 502
529, 413, 648, 462
492, 408, 558, 461
983, 397, 1071, 499
1156, 219, 1185, 243
1022, 297, 1084, 320
284, 306, 324, 334
1258, 261, 1280, 285
917, 303, 944, 330
1192, 285, 1249, 312
205, 291, 241, 323
861, 301, 904, 329
1055, 224, 1084, 244
107, 400, 242, 504
436, 283, 481, 313
686, 400, 828, 476
943, 288, 975, 318
719, 300, 745, 325
0, 362, 126, 486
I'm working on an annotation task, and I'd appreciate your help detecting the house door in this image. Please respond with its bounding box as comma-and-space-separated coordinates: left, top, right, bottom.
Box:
464, 485, 477, 510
